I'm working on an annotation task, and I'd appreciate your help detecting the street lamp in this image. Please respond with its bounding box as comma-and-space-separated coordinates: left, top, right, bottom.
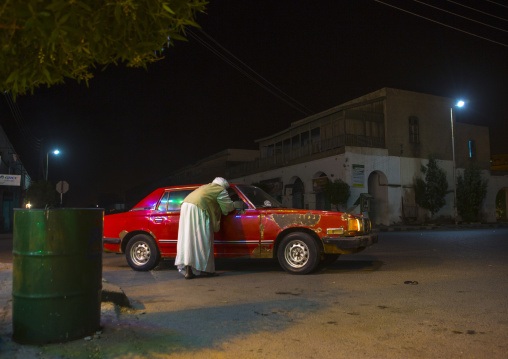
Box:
46, 149, 60, 181
450, 100, 465, 225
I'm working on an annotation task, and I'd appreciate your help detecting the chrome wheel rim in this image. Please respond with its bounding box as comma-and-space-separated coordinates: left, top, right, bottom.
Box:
130, 241, 150, 266
284, 240, 309, 268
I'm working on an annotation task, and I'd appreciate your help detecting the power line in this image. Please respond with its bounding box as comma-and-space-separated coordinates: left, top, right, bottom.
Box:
445, 0, 508, 21
374, 0, 508, 47
188, 28, 314, 116
414, 0, 508, 33
484, 0, 508, 10
186, 28, 314, 116
3, 92, 42, 151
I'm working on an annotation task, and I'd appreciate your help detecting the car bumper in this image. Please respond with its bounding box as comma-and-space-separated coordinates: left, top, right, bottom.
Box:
322, 233, 378, 249
103, 237, 121, 245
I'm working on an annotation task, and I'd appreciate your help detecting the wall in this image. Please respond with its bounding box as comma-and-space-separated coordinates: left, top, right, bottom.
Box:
208, 89, 506, 225
230, 145, 475, 226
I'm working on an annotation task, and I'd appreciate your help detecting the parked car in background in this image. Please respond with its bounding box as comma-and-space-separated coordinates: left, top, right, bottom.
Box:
103, 184, 377, 274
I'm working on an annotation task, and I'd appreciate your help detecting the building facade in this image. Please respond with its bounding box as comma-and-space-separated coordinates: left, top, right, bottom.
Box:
226, 88, 507, 225
0, 125, 31, 232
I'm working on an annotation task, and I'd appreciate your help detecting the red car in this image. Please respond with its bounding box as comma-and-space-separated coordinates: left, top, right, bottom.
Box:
103, 184, 378, 274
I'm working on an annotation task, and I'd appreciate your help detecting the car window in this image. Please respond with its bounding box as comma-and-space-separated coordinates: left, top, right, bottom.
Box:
235, 185, 283, 208
158, 192, 170, 211
157, 190, 194, 211
227, 187, 250, 209
227, 188, 241, 202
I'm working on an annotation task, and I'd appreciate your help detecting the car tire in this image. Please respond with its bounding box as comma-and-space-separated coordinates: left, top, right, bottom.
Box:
125, 234, 161, 271
277, 232, 321, 274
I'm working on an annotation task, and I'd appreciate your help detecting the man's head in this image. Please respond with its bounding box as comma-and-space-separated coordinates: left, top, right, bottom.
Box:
212, 177, 230, 189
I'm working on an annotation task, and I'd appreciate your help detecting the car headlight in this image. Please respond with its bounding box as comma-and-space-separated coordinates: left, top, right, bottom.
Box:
347, 217, 371, 234
348, 218, 361, 232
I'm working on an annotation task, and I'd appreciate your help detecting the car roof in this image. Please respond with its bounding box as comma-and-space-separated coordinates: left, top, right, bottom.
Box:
132, 183, 245, 209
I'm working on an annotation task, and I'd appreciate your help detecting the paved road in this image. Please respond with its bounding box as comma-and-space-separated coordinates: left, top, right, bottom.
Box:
1, 228, 507, 358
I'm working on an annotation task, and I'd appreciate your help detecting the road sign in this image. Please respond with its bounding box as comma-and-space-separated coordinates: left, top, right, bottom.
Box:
56, 181, 69, 194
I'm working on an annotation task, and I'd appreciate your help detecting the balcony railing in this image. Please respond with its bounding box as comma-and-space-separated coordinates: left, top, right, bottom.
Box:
226, 134, 385, 178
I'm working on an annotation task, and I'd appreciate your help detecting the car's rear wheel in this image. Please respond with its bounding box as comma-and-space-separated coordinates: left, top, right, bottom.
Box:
277, 232, 320, 274
125, 234, 160, 271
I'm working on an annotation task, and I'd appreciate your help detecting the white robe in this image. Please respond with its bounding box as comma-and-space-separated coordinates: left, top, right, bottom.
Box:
175, 202, 215, 275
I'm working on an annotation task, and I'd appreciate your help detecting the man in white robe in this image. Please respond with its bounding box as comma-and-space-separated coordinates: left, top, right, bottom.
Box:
175, 177, 235, 279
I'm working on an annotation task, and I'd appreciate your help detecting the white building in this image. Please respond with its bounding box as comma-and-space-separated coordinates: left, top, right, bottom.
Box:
227, 88, 508, 225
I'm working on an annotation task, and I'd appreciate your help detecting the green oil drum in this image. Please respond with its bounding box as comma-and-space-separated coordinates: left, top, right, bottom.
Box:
12, 208, 104, 344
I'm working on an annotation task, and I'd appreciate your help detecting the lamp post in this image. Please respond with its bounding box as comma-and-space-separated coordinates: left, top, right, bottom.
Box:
450, 100, 465, 225
46, 149, 60, 181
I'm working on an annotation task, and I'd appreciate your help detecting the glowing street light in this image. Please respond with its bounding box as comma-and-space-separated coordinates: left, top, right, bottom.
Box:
450, 100, 466, 225
46, 149, 60, 181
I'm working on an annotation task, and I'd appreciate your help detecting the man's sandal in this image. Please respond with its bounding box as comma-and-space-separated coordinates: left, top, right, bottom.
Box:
185, 266, 196, 279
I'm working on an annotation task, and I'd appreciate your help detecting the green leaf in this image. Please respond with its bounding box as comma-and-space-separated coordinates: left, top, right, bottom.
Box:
6, 70, 18, 84
58, 13, 70, 25
162, 4, 175, 14
0, 0, 208, 96
168, 32, 188, 41
42, 68, 52, 82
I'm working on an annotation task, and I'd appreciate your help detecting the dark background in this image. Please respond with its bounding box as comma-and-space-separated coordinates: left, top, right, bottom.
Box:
1, 0, 507, 207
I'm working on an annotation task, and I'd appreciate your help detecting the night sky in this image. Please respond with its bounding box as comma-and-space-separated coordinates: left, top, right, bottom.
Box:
1, 0, 507, 207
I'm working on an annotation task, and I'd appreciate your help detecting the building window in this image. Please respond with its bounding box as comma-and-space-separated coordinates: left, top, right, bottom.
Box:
283, 138, 290, 154
291, 134, 300, 150
301, 132, 310, 147
275, 142, 282, 155
267, 144, 274, 157
311, 127, 321, 153
409, 116, 419, 144
469, 140, 476, 159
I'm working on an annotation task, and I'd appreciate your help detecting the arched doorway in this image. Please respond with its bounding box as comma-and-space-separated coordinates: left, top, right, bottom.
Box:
292, 178, 305, 209
313, 172, 330, 211
368, 171, 389, 225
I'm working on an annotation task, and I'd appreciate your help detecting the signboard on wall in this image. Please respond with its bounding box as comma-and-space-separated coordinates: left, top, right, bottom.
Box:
352, 164, 365, 188
0, 174, 21, 186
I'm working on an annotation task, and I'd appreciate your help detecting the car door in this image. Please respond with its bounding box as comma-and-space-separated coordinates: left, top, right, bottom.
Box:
148, 189, 194, 256
214, 187, 263, 257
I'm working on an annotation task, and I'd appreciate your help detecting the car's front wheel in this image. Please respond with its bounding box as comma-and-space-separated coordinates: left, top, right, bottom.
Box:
277, 232, 320, 274
125, 234, 161, 271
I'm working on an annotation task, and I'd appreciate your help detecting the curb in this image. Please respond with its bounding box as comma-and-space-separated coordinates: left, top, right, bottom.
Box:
101, 280, 131, 308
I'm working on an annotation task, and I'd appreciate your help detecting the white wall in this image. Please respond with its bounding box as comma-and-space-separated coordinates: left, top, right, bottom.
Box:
230, 148, 507, 225
234, 150, 492, 225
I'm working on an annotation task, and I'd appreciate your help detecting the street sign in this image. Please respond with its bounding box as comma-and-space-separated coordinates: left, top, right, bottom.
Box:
56, 181, 69, 194
56, 181, 69, 206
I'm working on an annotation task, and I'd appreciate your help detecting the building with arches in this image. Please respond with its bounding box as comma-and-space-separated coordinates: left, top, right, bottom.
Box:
151, 88, 507, 226
226, 88, 507, 225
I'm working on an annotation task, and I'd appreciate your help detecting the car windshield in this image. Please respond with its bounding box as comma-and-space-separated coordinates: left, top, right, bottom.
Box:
235, 185, 283, 209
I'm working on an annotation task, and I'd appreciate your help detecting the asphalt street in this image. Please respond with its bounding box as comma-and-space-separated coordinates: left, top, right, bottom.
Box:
1, 226, 507, 358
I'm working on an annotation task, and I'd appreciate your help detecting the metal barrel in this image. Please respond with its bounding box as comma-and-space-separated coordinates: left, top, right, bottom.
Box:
12, 208, 104, 344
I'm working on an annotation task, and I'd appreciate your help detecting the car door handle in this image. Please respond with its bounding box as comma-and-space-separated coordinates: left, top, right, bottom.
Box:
153, 217, 164, 223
